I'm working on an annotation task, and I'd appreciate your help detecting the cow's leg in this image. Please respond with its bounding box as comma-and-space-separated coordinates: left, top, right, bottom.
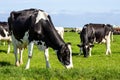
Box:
13, 45, 20, 66
7, 41, 11, 54
44, 48, 51, 68
19, 48, 24, 65
105, 32, 111, 55
89, 47, 92, 56
25, 42, 34, 69
79, 47, 83, 55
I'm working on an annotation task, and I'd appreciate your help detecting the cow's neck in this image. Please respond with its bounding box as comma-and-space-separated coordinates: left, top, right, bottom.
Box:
43, 25, 65, 50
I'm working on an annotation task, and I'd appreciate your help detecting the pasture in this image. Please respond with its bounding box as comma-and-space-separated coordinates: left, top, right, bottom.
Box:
0, 32, 120, 80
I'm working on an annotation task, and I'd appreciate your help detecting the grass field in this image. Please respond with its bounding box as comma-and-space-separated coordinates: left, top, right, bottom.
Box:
0, 32, 120, 80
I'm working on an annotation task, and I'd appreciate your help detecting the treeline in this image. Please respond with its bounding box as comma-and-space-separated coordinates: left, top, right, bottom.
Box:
64, 27, 120, 35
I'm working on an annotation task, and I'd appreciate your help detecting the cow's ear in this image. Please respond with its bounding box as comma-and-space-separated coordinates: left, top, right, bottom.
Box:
90, 44, 94, 47
77, 44, 82, 47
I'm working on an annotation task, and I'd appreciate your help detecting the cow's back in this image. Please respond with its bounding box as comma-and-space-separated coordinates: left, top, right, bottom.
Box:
8, 9, 38, 41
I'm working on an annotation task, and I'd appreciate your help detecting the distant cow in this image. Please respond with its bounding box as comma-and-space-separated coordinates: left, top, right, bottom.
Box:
74, 28, 81, 32
70, 28, 81, 33
8, 8, 73, 69
77, 23, 113, 57
55, 27, 64, 39
0, 22, 11, 53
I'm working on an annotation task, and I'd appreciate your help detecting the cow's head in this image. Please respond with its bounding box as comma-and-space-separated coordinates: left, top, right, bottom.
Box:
56, 43, 73, 69
77, 44, 94, 57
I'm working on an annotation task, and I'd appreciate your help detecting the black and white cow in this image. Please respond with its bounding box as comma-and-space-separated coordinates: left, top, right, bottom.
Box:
77, 23, 113, 57
8, 8, 73, 69
0, 22, 11, 54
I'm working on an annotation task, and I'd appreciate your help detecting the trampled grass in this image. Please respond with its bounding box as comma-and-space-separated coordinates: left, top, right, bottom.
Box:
0, 32, 120, 80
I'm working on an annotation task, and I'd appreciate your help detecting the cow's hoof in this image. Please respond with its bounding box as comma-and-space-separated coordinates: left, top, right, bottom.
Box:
15, 62, 20, 67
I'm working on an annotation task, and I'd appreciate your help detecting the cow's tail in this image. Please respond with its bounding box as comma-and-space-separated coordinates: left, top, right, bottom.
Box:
8, 14, 13, 35
8, 11, 16, 35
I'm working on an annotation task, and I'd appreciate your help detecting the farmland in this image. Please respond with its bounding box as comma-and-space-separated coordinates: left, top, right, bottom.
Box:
0, 32, 120, 80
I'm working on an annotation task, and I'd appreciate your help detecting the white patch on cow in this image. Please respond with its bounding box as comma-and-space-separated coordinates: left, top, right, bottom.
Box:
25, 42, 34, 69
20, 31, 29, 47
12, 31, 29, 49
7, 41, 11, 54
68, 44, 72, 55
25, 58, 30, 69
35, 11, 48, 24
19, 48, 24, 65
101, 38, 106, 43
22, 31, 29, 40
44, 48, 51, 68
85, 45, 89, 48
66, 44, 73, 69
94, 38, 97, 43
34, 40, 47, 50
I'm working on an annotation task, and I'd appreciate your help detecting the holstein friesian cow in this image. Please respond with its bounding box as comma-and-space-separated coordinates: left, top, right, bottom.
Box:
77, 23, 113, 57
8, 8, 73, 69
0, 22, 11, 54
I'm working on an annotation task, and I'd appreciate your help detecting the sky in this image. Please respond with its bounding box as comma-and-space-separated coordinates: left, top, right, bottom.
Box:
0, 0, 120, 27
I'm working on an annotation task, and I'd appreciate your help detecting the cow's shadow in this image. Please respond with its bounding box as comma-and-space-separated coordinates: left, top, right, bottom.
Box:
0, 50, 7, 53
0, 61, 12, 67
0, 50, 13, 54
72, 52, 83, 56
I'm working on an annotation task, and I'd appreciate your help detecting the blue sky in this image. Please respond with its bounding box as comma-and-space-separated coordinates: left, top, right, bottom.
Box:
0, 0, 120, 27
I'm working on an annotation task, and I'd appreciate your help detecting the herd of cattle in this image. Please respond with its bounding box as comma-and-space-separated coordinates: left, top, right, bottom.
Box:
0, 8, 115, 69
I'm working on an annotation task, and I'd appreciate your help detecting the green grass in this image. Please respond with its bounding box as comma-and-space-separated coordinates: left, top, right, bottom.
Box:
0, 32, 120, 80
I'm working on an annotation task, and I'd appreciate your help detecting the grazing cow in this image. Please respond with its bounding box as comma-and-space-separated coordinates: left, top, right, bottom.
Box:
70, 28, 81, 33
55, 27, 64, 39
74, 28, 81, 33
77, 23, 113, 57
0, 22, 11, 54
8, 8, 73, 69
